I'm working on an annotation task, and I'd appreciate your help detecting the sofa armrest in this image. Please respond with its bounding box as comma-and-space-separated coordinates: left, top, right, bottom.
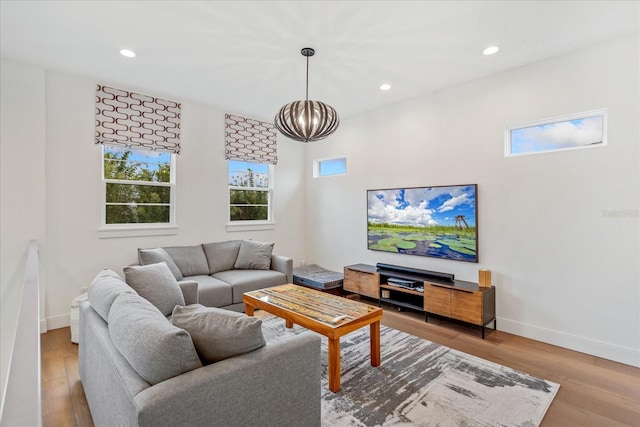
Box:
178, 280, 199, 305
134, 331, 321, 427
271, 254, 293, 283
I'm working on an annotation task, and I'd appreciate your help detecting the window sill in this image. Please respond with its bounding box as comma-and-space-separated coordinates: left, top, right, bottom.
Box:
226, 221, 275, 232
98, 225, 179, 239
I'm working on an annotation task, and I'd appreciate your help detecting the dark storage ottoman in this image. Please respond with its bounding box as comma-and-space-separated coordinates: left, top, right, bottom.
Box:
293, 264, 344, 294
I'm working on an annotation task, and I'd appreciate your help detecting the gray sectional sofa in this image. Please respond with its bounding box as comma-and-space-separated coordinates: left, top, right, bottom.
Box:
138, 240, 293, 312
79, 269, 321, 427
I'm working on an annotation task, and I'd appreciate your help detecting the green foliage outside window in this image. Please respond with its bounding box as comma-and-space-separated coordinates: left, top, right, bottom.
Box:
228, 161, 270, 221
103, 148, 172, 224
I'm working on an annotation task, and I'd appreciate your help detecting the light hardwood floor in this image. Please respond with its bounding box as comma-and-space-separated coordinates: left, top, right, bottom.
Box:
41, 306, 640, 427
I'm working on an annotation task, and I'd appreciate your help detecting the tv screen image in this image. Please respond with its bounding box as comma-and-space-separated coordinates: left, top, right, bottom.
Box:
367, 184, 478, 263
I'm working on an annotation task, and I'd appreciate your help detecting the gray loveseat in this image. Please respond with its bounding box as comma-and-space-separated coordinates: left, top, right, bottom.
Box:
138, 240, 293, 312
79, 269, 321, 427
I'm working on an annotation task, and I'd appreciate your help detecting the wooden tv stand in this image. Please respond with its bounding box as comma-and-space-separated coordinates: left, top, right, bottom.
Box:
344, 263, 496, 338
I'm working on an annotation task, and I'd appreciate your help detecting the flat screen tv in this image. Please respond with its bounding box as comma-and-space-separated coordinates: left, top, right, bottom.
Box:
367, 184, 478, 263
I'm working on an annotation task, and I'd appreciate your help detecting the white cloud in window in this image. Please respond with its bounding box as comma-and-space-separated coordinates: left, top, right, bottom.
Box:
512, 115, 603, 153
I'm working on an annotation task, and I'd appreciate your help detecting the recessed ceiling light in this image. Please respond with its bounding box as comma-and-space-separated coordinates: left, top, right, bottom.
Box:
120, 49, 136, 58
483, 46, 499, 56
380, 83, 391, 91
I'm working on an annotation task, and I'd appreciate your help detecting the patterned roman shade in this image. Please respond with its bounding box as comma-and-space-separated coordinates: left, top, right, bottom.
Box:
225, 114, 277, 165
95, 85, 181, 154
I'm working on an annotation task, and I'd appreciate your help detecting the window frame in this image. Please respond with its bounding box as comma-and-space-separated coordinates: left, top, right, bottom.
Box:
226, 160, 275, 232
313, 156, 347, 178
505, 108, 607, 157
98, 145, 177, 238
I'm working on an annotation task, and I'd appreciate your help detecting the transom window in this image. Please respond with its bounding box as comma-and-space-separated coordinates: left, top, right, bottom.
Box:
102, 146, 175, 225
505, 109, 607, 157
314, 157, 347, 177
228, 160, 273, 222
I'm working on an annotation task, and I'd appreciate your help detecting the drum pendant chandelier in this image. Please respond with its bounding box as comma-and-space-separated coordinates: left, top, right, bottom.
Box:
274, 48, 339, 142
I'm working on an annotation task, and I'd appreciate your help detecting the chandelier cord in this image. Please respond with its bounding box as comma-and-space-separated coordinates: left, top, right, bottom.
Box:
306, 55, 309, 101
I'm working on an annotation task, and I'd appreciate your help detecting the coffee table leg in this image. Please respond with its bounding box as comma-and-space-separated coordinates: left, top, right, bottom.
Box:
328, 337, 341, 392
245, 304, 254, 316
370, 321, 381, 367
285, 319, 293, 328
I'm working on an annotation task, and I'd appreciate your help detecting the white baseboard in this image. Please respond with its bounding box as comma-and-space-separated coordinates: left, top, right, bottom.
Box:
45, 313, 70, 331
498, 317, 640, 368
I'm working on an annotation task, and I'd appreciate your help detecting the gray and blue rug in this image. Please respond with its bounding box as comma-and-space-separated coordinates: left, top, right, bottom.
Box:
261, 316, 559, 427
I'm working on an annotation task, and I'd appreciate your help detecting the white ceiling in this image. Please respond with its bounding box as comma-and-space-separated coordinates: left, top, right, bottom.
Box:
1, 1, 638, 121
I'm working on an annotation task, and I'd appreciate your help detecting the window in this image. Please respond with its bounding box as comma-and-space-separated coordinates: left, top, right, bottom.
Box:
314, 157, 347, 177
102, 146, 175, 226
228, 160, 273, 222
505, 109, 607, 157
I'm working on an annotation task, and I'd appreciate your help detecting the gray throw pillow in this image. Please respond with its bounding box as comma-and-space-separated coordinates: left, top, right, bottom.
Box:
202, 240, 242, 274
172, 305, 266, 364
138, 247, 183, 281
109, 293, 202, 385
234, 240, 274, 270
123, 262, 185, 316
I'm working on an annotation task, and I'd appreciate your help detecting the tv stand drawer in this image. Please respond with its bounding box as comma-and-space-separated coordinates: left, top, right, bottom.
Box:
424, 282, 494, 326
344, 266, 380, 298
424, 283, 451, 317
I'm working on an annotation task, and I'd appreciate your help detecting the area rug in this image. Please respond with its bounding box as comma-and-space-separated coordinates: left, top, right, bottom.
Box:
261, 316, 560, 427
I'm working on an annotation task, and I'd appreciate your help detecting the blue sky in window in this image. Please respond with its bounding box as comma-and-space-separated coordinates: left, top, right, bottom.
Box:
368, 185, 476, 227
511, 115, 603, 154
319, 158, 346, 176
228, 160, 269, 187
228, 160, 268, 173
104, 146, 170, 172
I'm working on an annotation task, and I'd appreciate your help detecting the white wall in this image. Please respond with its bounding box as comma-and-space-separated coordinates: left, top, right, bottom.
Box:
0, 62, 305, 331
1, 33, 637, 371
304, 34, 640, 367
0, 60, 46, 415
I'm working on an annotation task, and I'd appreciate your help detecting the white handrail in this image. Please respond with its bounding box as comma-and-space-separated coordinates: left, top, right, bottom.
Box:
0, 240, 42, 426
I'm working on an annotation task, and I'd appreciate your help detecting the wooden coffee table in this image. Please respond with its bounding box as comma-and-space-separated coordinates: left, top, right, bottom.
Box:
243, 284, 383, 392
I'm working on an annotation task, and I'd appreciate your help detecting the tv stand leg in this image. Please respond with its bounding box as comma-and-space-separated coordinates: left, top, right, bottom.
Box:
481, 318, 497, 340
424, 313, 428, 323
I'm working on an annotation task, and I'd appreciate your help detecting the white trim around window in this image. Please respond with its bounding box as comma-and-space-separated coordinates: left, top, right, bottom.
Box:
98, 225, 179, 239
227, 161, 275, 231
99, 145, 178, 238
313, 156, 347, 178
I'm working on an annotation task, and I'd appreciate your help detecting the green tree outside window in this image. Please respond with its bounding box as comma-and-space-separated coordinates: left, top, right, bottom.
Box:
103, 147, 173, 225
228, 160, 271, 221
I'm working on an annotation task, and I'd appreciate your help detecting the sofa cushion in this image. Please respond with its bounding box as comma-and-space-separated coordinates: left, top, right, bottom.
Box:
178, 280, 199, 305
123, 262, 185, 316
212, 270, 287, 304
184, 275, 233, 308
234, 240, 274, 270
138, 247, 183, 281
109, 293, 202, 385
163, 245, 210, 277
87, 269, 136, 322
202, 240, 242, 274
171, 304, 266, 363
